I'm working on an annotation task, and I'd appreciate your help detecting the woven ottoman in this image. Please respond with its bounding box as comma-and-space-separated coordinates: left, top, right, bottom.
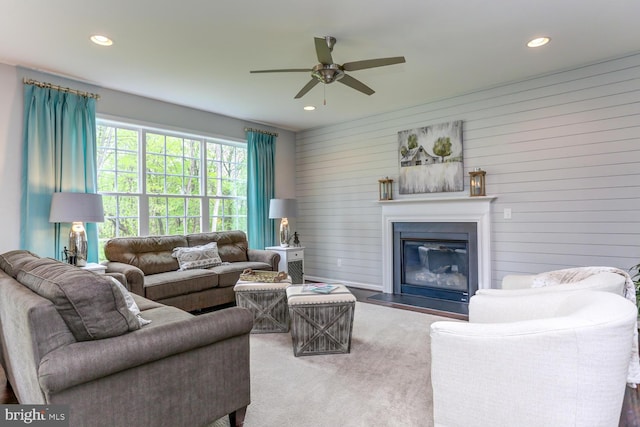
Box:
234, 278, 291, 333
286, 284, 356, 356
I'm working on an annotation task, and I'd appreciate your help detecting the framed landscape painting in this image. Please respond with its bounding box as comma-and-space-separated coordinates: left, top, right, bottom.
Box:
398, 120, 463, 194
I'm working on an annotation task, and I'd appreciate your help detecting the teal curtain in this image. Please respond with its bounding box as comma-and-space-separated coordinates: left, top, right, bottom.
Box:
21, 84, 99, 261
246, 131, 276, 249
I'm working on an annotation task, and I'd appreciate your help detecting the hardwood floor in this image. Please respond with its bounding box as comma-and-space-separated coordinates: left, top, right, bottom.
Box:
1, 289, 639, 426
621, 386, 640, 427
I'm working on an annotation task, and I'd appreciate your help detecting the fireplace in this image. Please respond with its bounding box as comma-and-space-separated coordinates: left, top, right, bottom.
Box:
375, 195, 495, 317
393, 222, 478, 314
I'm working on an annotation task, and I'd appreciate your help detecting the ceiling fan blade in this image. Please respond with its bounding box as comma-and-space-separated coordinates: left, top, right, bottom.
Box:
250, 68, 312, 73
314, 37, 333, 64
294, 79, 320, 99
338, 74, 375, 96
342, 56, 406, 72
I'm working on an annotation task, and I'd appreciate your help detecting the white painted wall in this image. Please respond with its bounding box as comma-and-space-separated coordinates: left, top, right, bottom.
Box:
296, 53, 640, 289
0, 64, 296, 253
0, 64, 22, 252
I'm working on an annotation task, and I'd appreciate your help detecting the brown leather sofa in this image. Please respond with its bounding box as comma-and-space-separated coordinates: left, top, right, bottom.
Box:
103, 230, 280, 311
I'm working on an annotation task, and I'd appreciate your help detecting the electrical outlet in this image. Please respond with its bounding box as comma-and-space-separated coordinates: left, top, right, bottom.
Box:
504, 208, 512, 220
337, 258, 342, 267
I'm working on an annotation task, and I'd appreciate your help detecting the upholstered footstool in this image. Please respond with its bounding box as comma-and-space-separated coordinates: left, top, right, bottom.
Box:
286, 284, 356, 357
234, 278, 291, 333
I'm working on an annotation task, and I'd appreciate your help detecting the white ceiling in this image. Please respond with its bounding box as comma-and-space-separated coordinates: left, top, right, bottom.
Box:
2, 0, 639, 132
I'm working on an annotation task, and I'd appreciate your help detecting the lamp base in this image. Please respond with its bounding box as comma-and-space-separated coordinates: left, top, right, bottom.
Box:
69, 222, 88, 267
279, 219, 290, 247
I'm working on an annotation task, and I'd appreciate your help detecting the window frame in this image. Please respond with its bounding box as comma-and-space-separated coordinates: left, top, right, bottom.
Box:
96, 118, 248, 241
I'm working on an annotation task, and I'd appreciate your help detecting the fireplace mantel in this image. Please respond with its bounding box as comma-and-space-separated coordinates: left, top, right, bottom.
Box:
378, 195, 496, 205
380, 195, 496, 294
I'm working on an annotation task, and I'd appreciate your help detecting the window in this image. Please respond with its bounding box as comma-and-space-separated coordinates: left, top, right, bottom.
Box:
96, 120, 247, 259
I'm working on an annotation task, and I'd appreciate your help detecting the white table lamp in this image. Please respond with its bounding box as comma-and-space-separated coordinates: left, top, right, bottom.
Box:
49, 192, 104, 266
269, 199, 298, 247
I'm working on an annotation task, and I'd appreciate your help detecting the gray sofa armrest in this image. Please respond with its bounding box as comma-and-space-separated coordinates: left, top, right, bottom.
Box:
248, 249, 280, 271
38, 307, 253, 393
103, 261, 145, 295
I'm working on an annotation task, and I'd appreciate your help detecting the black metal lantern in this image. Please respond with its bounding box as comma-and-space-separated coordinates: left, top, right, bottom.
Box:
379, 177, 393, 200
469, 168, 486, 197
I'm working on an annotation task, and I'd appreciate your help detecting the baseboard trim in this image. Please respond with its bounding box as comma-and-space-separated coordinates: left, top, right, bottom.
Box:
304, 275, 383, 292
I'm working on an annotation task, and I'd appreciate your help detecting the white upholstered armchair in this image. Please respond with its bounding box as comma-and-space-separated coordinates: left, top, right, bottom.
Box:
430, 290, 636, 427
494, 268, 640, 386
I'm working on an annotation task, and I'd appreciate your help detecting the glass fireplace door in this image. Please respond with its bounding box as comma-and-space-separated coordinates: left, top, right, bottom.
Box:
400, 239, 469, 301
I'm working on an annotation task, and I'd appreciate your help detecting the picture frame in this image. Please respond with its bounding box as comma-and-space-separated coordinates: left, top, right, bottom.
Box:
398, 120, 463, 194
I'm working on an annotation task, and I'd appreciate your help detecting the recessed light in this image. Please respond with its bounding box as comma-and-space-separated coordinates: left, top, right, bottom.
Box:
90, 35, 113, 46
303, 105, 316, 111
527, 37, 550, 48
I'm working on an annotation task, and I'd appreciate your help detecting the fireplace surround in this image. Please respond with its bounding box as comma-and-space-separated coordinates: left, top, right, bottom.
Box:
394, 221, 478, 314
376, 195, 495, 316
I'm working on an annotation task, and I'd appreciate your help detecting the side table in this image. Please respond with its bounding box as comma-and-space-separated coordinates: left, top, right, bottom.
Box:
286, 284, 356, 356
265, 246, 304, 284
234, 278, 291, 333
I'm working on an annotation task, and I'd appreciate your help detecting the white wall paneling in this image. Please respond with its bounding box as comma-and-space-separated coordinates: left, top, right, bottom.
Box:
296, 53, 640, 289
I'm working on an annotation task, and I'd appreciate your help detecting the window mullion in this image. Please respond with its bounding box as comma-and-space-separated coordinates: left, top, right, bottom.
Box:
139, 128, 150, 236
201, 139, 210, 232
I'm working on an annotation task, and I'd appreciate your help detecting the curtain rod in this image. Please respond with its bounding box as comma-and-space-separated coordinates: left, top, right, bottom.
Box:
23, 78, 100, 100
244, 127, 278, 137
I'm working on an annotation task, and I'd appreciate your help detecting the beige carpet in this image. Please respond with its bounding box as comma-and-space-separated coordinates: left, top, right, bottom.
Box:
211, 301, 452, 427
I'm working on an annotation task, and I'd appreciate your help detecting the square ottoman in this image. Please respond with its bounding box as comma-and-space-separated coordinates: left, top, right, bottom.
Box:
286, 284, 356, 356
234, 278, 291, 333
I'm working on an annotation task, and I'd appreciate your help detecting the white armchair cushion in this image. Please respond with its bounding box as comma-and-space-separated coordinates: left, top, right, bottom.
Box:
500, 274, 536, 289
499, 271, 625, 294
431, 291, 636, 427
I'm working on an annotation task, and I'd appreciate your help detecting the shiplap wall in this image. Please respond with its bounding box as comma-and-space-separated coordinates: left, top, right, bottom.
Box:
295, 53, 640, 290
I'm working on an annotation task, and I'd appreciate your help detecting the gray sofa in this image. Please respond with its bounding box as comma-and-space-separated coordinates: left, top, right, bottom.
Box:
103, 230, 280, 311
0, 250, 253, 427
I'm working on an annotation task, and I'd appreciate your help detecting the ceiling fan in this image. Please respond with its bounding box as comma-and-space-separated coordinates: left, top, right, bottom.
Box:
250, 36, 406, 99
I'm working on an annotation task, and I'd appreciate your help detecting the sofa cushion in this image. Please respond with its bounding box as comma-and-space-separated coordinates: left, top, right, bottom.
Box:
135, 303, 195, 327
108, 276, 151, 327
131, 293, 165, 311
172, 242, 223, 271
0, 250, 41, 278
186, 231, 249, 263
209, 261, 274, 287
16, 260, 141, 341
143, 269, 219, 301
104, 235, 187, 275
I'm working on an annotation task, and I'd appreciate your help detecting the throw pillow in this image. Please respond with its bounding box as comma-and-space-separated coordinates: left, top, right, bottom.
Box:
16, 261, 141, 341
0, 250, 41, 278
172, 242, 223, 271
108, 276, 151, 327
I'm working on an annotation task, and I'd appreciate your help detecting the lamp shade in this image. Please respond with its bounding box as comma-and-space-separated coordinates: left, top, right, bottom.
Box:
269, 199, 298, 219
49, 192, 105, 223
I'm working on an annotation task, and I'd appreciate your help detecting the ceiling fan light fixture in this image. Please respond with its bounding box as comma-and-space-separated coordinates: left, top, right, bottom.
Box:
312, 64, 344, 84
90, 34, 113, 46
250, 35, 404, 99
527, 36, 550, 48
303, 105, 316, 111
